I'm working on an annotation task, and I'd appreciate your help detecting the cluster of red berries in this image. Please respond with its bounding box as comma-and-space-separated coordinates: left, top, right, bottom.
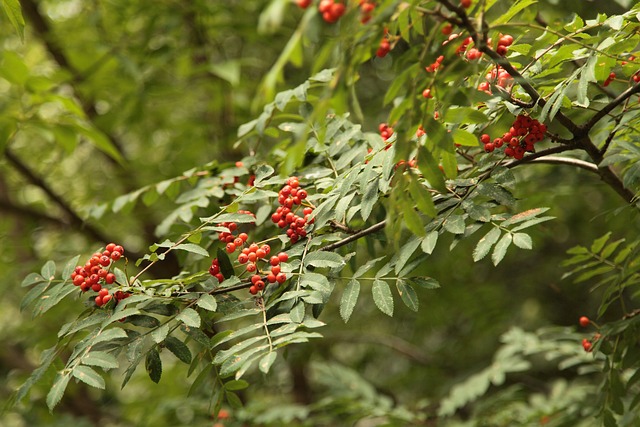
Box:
70, 243, 129, 307
379, 123, 394, 141
480, 114, 547, 160
478, 66, 514, 93
209, 244, 289, 295
272, 177, 314, 243
425, 55, 444, 73
217, 210, 254, 244
318, 0, 346, 23
358, 1, 375, 24
247, 250, 289, 295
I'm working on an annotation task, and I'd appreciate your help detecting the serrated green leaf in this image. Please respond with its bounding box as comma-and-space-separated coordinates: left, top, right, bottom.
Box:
451, 129, 480, 147
164, 336, 192, 364
443, 215, 465, 235
421, 231, 438, 254
20, 272, 46, 287
444, 108, 489, 124
72, 365, 105, 389
353, 256, 384, 278
82, 351, 119, 370
407, 277, 440, 289
40, 260, 56, 281
492, 233, 513, 266
62, 255, 81, 280
512, 233, 533, 250
174, 243, 209, 257
304, 251, 345, 269
361, 176, 379, 222
473, 227, 501, 262
397, 280, 419, 312
491, 0, 537, 25
591, 232, 612, 254
177, 308, 201, 328
394, 236, 422, 274
145, 348, 162, 383
93, 327, 128, 344
259, 352, 277, 374
408, 177, 436, 217
197, 294, 217, 312
340, 279, 360, 323
372, 279, 394, 317
417, 146, 447, 193
403, 202, 425, 237
224, 379, 250, 391
46, 372, 70, 410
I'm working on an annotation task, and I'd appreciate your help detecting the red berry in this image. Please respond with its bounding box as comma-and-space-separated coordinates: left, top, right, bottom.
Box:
255, 281, 265, 291
261, 244, 271, 255
91, 283, 102, 292
276, 273, 287, 284
110, 251, 122, 261
239, 233, 248, 242
246, 263, 257, 272
249, 243, 259, 252
105, 273, 116, 284
215, 273, 224, 282
99, 255, 110, 266
319, 0, 332, 13
278, 252, 289, 263
226, 242, 236, 253
480, 134, 491, 144
297, 0, 312, 9
114, 245, 124, 255
442, 24, 452, 35
73, 275, 85, 286
460, 0, 471, 8
422, 88, 433, 98
95, 296, 103, 306
256, 249, 266, 259
238, 253, 249, 264
249, 285, 258, 295
267, 273, 277, 283
270, 256, 280, 266
579, 316, 590, 328
251, 275, 262, 285
234, 237, 243, 247
106, 243, 116, 252
271, 265, 281, 275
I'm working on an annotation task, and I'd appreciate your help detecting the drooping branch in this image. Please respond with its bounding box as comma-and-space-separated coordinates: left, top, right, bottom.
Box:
0, 197, 71, 227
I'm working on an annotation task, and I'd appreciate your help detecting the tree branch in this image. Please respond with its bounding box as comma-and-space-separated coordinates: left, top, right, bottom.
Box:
516, 156, 599, 174
4, 147, 109, 243
0, 197, 71, 227
581, 82, 640, 134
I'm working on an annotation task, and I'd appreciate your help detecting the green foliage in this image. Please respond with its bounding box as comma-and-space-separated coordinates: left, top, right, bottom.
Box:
4, 0, 640, 425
